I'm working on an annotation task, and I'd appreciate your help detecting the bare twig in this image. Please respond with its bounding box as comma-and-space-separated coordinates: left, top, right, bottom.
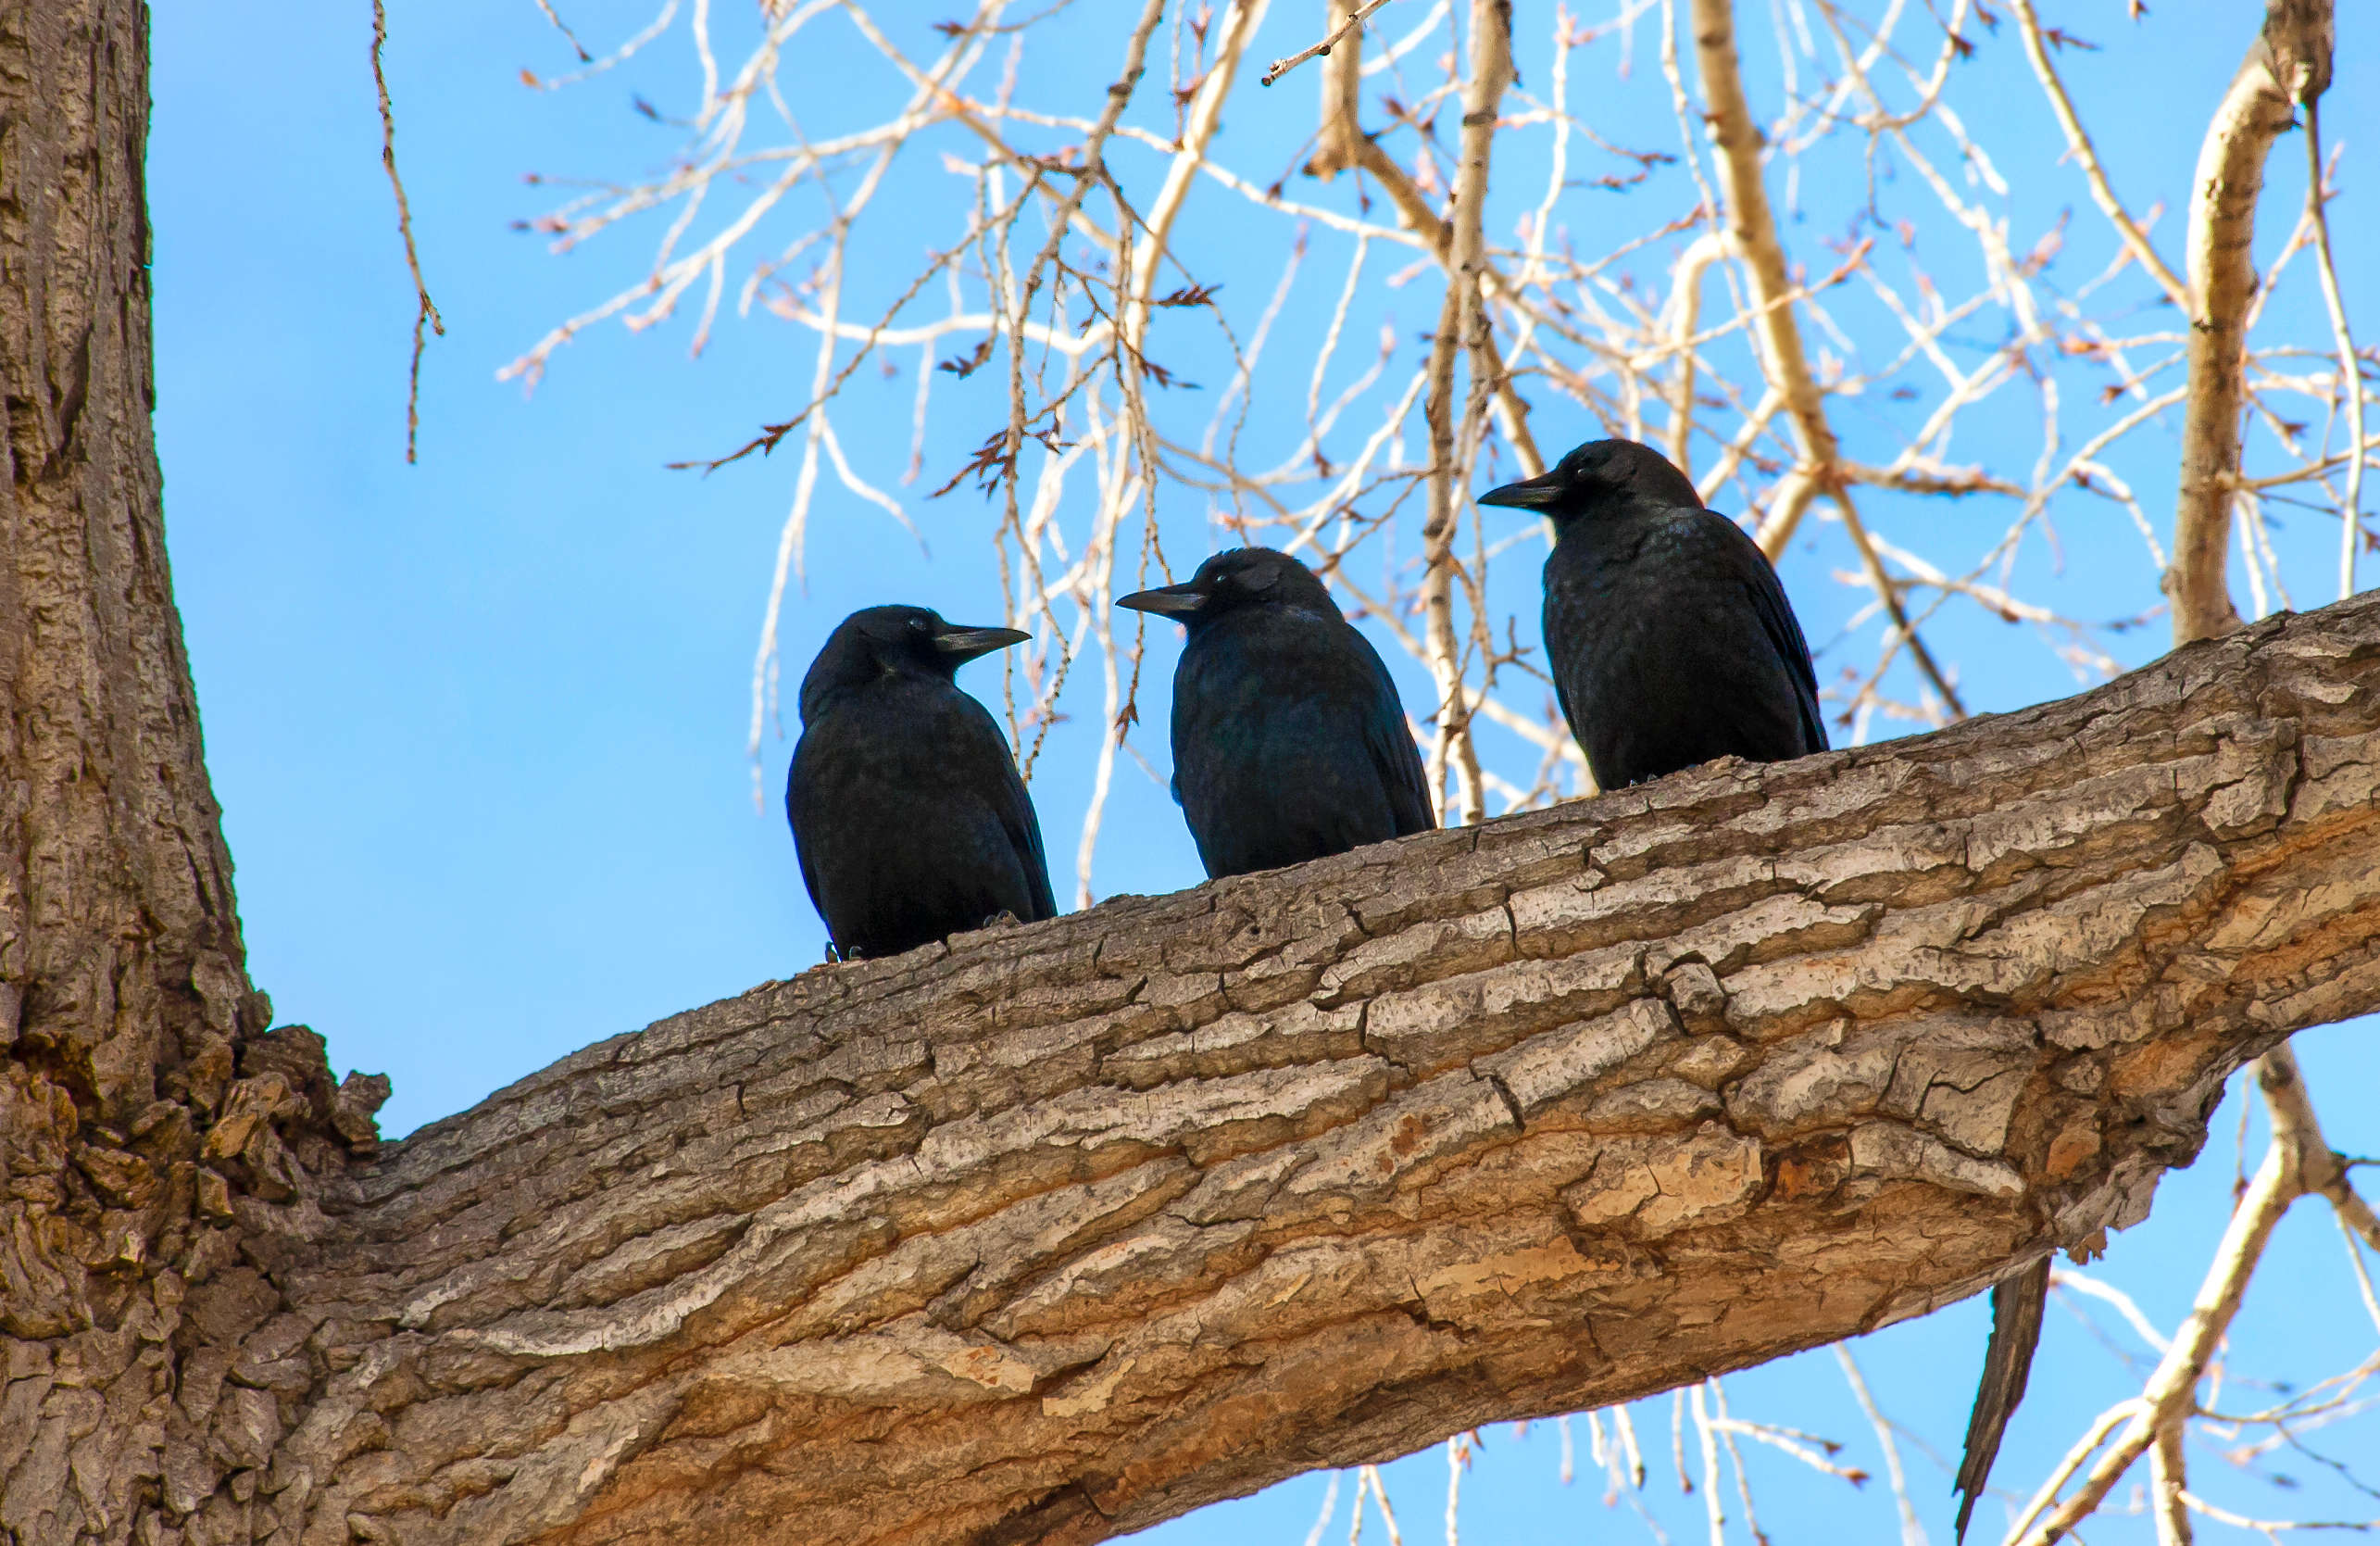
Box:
1838, 1344, 1930, 1546
371, 0, 445, 465
2299, 102, 2367, 602
532, 0, 595, 62
2004, 0, 2188, 309
1262, 0, 1402, 88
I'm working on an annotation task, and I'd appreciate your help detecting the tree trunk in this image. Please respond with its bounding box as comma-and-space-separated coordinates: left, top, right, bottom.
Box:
10, 6, 2380, 1546
0, 3, 295, 1542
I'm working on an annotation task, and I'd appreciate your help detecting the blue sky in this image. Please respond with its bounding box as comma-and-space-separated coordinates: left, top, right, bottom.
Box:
147, 4, 2374, 1543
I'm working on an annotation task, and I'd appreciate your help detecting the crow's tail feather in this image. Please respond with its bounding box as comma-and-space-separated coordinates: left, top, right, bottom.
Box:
1954, 1256, 2053, 1544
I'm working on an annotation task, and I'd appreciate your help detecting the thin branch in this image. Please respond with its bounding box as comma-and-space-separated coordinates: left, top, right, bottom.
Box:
532, 0, 595, 62
2299, 102, 2366, 602
371, 0, 445, 465
2003, 0, 2188, 309
1261, 0, 1401, 87
1418, 0, 1511, 827
1838, 1343, 1930, 1546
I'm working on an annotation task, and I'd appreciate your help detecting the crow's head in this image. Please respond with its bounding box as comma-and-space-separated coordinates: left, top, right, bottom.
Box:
1115, 547, 1341, 630
800, 605, 1026, 721
1477, 437, 1703, 523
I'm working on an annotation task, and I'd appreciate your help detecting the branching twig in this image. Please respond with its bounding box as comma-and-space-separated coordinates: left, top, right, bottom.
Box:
371, 0, 445, 465
1260, 0, 1401, 88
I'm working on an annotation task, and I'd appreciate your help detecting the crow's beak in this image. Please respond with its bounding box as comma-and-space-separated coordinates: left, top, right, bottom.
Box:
933, 624, 1030, 663
1115, 581, 1208, 618
1477, 470, 1566, 509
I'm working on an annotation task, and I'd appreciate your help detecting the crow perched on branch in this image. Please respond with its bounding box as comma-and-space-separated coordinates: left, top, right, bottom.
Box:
1479, 437, 1829, 790
1489, 437, 2037, 1539
786, 606, 1055, 960
1119, 547, 1435, 878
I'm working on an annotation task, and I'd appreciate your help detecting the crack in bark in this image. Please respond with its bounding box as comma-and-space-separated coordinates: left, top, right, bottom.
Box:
144, 594, 2380, 1546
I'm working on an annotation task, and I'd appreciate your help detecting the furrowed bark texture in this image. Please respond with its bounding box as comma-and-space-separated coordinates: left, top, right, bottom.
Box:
0, 4, 322, 1544
9, 6, 2380, 1546
0, 1, 252, 1151
0, 7, 384, 1545
238, 595, 2380, 1546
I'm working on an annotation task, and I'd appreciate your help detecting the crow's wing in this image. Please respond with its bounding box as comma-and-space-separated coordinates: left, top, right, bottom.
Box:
1003, 777, 1058, 923
1714, 513, 1829, 753
1355, 628, 1439, 836
963, 698, 1058, 923
784, 741, 831, 924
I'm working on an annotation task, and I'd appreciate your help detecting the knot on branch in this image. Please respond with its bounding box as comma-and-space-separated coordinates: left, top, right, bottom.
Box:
191, 1027, 390, 1274
2258, 0, 2335, 105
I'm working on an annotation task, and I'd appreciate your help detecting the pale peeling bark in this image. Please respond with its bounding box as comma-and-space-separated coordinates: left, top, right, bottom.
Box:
1300, 0, 1366, 179
1418, 0, 1513, 826
2168, 0, 2335, 646
173, 593, 2374, 1546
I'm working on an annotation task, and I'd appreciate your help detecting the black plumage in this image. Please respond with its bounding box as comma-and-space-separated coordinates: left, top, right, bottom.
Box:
1480, 437, 1828, 789
1954, 1258, 2051, 1542
785, 605, 1055, 960
1118, 547, 1435, 879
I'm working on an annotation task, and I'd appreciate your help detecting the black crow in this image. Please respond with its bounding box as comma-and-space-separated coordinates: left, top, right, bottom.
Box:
1118, 547, 1435, 878
1479, 437, 1828, 789
786, 606, 1055, 960
1490, 440, 2043, 1542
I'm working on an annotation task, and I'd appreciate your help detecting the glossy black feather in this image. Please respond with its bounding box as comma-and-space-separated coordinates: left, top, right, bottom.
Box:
1120, 548, 1434, 879
1484, 438, 1827, 789
785, 606, 1054, 959
1954, 1258, 2051, 1542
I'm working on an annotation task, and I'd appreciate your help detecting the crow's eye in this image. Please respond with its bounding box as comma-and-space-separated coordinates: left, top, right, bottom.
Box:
908, 617, 930, 634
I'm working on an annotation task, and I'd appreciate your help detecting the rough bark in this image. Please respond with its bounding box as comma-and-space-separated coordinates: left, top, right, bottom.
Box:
10, 5, 2380, 1546
0, 5, 325, 1544
199, 593, 2373, 1546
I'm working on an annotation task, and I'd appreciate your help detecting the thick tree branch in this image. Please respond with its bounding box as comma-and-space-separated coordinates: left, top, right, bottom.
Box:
178, 592, 2380, 1546
2168, 0, 2335, 646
